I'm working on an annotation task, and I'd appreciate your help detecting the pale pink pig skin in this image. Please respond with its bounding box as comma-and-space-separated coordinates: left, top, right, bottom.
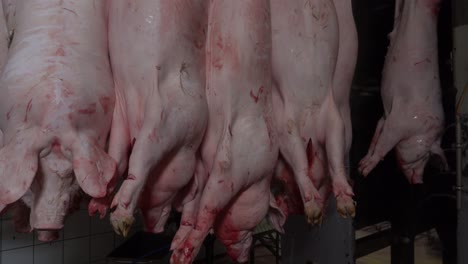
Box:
171, 1, 284, 263
105, 0, 209, 237
270, 0, 355, 223
359, 0, 447, 183
0, 0, 116, 231
333, 0, 358, 154
0, 1, 7, 75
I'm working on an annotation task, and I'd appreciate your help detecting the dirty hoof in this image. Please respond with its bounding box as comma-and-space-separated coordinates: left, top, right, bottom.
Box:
304, 200, 322, 226
336, 195, 356, 218
110, 213, 135, 237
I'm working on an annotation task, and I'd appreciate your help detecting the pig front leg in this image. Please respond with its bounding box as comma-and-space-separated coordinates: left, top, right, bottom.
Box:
89, 91, 130, 218
171, 149, 238, 264
109, 131, 173, 237
139, 149, 197, 234
359, 112, 404, 176
171, 160, 206, 250
110, 105, 198, 237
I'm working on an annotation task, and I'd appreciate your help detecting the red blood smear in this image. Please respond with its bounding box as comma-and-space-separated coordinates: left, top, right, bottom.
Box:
99, 96, 112, 114
24, 99, 33, 122
249, 86, 264, 103
63, 86, 75, 97
51, 138, 61, 153
426, 0, 441, 16
414, 58, 431, 66
55, 47, 65, 56
181, 242, 194, 258
77, 103, 97, 115
6, 106, 13, 120
249, 90, 259, 103
148, 128, 157, 143
212, 58, 223, 70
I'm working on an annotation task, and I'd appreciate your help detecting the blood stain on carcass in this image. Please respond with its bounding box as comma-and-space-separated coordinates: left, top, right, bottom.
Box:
148, 128, 157, 143
99, 96, 111, 114
55, 47, 65, 56
212, 57, 223, 70
414, 58, 431, 66
426, 0, 441, 16
6, 105, 13, 120
249, 90, 259, 103
23, 99, 33, 122
77, 103, 96, 115
249, 86, 264, 103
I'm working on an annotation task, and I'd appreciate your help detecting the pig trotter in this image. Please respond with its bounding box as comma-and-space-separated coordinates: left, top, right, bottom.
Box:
110, 214, 134, 237
304, 199, 322, 225
358, 154, 380, 177
336, 194, 356, 218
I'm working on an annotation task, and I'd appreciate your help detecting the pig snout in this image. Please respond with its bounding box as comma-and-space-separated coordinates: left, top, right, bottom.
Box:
29, 155, 79, 230
30, 196, 68, 230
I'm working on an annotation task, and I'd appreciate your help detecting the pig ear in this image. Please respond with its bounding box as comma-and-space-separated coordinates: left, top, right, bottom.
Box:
72, 139, 116, 199
0, 138, 39, 206
267, 193, 286, 234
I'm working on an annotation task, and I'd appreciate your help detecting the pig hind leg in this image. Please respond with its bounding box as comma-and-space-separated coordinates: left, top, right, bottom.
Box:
279, 124, 323, 224
111, 132, 196, 237
324, 101, 355, 218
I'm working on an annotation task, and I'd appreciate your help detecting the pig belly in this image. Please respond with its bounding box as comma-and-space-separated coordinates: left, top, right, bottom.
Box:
107, 0, 208, 237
